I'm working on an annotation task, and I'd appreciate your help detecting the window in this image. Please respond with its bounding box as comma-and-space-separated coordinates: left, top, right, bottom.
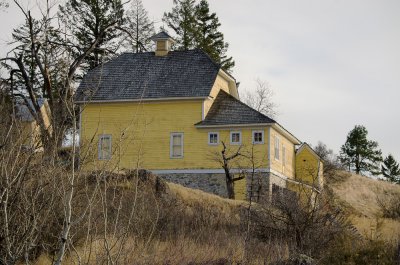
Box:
98, 134, 112, 160
274, 136, 280, 160
282, 145, 286, 165
252, 130, 264, 144
230, 131, 241, 145
208, 132, 219, 145
170, 133, 184, 158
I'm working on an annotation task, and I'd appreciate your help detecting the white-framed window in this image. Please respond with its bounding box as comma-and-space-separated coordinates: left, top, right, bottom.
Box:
282, 145, 286, 165
230, 131, 242, 145
274, 136, 280, 160
170, 132, 184, 158
208, 132, 219, 145
98, 134, 112, 160
252, 130, 264, 144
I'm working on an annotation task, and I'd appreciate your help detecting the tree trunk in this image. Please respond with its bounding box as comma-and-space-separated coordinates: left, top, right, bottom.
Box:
226, 176, 235, 200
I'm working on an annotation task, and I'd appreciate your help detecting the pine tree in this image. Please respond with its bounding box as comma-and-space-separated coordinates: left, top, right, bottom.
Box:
194, 0, 234, 72
163, 0, 235, 72
123, 0, 155, 53
340, 125, 382, 175
163, 0, 197, 50
382, 154, 400, 184
59, 0, 125, 70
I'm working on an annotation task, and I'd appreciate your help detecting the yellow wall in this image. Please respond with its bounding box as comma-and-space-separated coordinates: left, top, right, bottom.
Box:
204, 74, 231, 117
80, 100, 270, 172
295, 146, 323, 187
17, 104, 51, 149
269, 127, 296, 179
234, 178, 246, 201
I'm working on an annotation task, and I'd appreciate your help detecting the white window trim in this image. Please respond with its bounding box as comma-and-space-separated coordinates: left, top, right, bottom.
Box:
230, 131, 242, 145
170, 132, 184, 159
98, 134, 112, 160
252, 130, 264, 144
274, 136, 280, 161
282, 145, 286, 165
208, 132, 219, 145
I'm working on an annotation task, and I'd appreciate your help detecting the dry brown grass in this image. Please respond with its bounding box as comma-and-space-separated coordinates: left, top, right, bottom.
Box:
28, 171, 400, 264
31, 176, 290, 264
330, 171, 400, 241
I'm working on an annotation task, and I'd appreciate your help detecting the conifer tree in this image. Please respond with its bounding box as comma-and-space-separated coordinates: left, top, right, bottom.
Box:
195, 0, 234, 72
59, 0, 125, 70
340, 125, 382, 175
163, 0, 197, 50
381, 154, 400, 184
163, 0, 235, 72
124, 0, 155, 53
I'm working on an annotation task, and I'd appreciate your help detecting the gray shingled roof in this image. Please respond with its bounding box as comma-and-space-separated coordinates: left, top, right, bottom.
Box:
195, 90, 276, 126
75, 49, 220, 102
16, 98, 45, 122
151, 31, 173, 40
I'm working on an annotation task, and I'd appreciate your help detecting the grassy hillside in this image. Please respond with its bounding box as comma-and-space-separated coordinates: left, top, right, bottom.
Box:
330, 172, 400, 241
27, 170, 400, 264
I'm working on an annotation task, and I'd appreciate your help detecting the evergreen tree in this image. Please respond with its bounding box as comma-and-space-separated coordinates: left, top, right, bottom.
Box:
194, 0, 234, 72
381, 154, 400, 184
163, 0, 197, 50
340, 125, 382, 175
163, 0, 235, 72
123, 0, 155, 53
59, 0, 125, 70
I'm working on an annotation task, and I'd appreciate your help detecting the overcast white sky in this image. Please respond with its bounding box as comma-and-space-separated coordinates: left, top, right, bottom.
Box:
1, 0, 400, 160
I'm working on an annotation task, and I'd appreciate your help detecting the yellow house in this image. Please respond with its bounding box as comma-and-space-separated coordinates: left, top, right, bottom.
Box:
76, 32, 323, 200
15, 98, 51, 150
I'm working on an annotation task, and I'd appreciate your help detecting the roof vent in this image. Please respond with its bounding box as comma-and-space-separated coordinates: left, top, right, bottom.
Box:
150, 31, 175, 56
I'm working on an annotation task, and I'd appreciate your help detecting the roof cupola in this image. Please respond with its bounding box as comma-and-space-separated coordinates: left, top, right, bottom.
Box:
151, 31, 175, 56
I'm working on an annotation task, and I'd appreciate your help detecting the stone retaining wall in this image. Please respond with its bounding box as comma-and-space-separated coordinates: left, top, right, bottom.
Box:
158, 173, 228, 197
158, 172, 289, 200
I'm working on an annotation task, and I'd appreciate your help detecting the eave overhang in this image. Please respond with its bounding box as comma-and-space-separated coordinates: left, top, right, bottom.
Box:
75, 96, 209, 104
195, 122, 301, 145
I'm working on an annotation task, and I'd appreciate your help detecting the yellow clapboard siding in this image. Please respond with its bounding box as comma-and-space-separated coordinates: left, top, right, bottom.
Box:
80, 100, 270, 171
295, 146, 323, 186
234, 178, 247, 201
270, 127, 296, 179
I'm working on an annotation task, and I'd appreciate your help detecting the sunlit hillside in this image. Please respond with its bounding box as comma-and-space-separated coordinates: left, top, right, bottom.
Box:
330, 172, 400, 241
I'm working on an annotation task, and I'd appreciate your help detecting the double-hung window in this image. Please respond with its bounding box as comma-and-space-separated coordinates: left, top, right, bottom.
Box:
170, 133, 184, 158
252, 130, 264, 144
208, 132, 219, 145
230, 131, 241, 145
282, 145, 286, 165
274, 136, 280, 160
98, 134, 112, 160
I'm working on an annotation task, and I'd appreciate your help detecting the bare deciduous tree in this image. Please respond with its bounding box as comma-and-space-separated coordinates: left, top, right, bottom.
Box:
0, 0, 8, 10
213, 141, 245, 199
1, 0, 124, 154
123, 0, 155, 53
242, 79, 278, 118
314, 141, 343, 178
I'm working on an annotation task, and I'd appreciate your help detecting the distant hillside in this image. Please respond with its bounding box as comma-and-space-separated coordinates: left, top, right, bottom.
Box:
330, 172, 400, 241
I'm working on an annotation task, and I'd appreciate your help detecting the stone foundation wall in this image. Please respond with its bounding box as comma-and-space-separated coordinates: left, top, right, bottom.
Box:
158, 173, 228, 197
158, 172, 289, 201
